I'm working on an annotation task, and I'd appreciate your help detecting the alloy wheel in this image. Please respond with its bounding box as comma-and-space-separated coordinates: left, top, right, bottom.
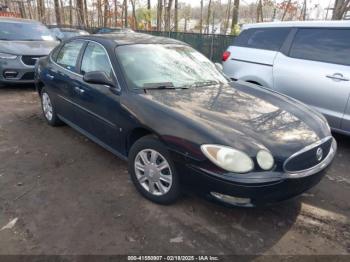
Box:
42, 92, 53, 121
134, 149, 173, 196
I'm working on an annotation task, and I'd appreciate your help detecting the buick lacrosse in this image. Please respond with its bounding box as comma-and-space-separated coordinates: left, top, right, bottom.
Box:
35, 33, 336, 207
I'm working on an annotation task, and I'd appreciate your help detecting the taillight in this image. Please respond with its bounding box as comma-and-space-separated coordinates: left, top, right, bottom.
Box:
222, 51, 231, 62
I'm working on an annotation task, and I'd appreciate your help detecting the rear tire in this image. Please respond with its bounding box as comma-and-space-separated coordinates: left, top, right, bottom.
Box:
40, 87, 63, 126
128, 136, 181, 204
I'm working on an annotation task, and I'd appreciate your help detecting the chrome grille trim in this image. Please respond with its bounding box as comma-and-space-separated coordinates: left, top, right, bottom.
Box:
283, 136, 336, 179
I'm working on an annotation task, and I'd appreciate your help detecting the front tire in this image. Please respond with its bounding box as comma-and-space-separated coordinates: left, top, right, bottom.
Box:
40, 87, 63, 126
128, 136, 181, 204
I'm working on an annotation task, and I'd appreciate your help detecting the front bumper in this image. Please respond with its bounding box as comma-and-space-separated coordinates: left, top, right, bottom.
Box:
0, 57, 38, 84
180, 138, 337, 207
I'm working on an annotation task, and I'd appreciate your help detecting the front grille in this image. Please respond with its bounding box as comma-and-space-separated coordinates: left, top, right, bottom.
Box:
284, 137, 333, 172
21, 72, 35, 80
21, 55, 44, 66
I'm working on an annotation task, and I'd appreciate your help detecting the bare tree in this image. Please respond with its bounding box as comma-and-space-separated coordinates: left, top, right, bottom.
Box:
130, 0, 137, 29
281, 0, 291, 21
206, 0, 212, 33
76, 0, 85, 26
223, 0, 231, 34
54, 0, 61, 25
199, 0, 203, 33
37, 0, 45, 23
257, 0, 263, 22
17, 1, 26, 18
174, 0, 178, 32
27, 0, 34, 19
96, 0, 102, 27
299, 0, 306, 20
84, 0, 89, 27
157, 0, 163, 31
165, 0, 174, 31
124, 0, 128, 27
231, 0, 239, 33
332, 0, 350, 20
69, 0, 73, 25
147, 0, 151, 29
103, 0, 108, 27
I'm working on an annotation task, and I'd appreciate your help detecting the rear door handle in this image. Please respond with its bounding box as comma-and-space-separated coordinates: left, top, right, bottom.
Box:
46, 73, 54, 80
74, 86, 85, 94
326, 73, 349, 82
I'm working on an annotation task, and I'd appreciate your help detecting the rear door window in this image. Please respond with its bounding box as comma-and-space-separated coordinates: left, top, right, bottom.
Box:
289, 28, 350, 66
56, 40, 84, 72
234, 28, 290, 51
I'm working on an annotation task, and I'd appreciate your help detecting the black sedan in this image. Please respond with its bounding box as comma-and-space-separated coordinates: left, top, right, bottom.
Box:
35, 33, 336, 207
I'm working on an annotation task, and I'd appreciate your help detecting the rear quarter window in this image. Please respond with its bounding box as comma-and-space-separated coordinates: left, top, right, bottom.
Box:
50, 44, 62, 61
289, 28, 350, 66
233, 27, 290, 51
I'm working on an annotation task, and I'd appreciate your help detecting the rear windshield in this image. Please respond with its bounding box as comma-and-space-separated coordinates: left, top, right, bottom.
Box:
233, 27, 290, 51
0, 22, 55, 41
62, 31, 89, 37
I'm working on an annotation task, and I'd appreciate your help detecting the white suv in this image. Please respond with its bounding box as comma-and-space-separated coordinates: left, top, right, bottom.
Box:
222, 21, 350, 135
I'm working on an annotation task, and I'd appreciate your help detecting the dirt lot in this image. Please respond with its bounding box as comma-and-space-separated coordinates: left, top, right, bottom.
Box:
0, 86, 349, 256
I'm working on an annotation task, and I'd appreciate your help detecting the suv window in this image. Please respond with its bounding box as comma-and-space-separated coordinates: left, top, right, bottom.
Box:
56, 40, 84, 72
81, 42, 112, 77
234, 28, 290, 51
289, 28, 350, 66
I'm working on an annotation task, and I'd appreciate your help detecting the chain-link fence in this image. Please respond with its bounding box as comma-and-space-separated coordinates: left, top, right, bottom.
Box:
47, 25, 235, 63
137, 31, 235, 63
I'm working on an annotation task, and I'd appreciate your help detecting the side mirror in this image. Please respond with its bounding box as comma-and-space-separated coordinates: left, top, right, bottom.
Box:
83, 71, 115, 87
215, 63, 223, 72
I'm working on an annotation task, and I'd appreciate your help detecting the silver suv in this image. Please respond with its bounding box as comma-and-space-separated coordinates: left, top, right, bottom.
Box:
222, 21, 350, 135
0, 17, 58, 86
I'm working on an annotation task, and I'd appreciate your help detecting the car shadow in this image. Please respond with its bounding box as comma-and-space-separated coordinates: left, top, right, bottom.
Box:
0, 83, 36, 92
164, 190, 302, 255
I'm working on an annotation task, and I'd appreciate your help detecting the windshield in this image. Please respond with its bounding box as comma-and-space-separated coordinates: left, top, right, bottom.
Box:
115, 44, 229, 89
0, 22, 55, 41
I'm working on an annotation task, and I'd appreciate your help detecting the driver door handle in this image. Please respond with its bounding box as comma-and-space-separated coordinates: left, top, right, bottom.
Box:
326, 73, 349, 82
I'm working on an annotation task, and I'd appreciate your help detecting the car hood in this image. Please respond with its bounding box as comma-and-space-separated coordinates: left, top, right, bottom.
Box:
140, 81, 330, 158
0, 40, 59, 55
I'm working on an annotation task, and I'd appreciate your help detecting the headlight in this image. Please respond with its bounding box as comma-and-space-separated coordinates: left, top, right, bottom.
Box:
0, 52, 17, 60
201, 144, 254, 173
256, 150, 274, 170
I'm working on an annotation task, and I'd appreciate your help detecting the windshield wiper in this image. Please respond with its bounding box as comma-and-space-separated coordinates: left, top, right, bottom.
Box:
186, 80, 219, 88
142, 82, 188, 90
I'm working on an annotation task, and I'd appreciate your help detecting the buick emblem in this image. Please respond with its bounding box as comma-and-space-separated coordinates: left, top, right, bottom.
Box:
316, 147, 323, 161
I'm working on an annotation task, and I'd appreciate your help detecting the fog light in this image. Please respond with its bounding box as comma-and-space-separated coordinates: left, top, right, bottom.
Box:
210, 192, 252, 207
3, 70, 18, 79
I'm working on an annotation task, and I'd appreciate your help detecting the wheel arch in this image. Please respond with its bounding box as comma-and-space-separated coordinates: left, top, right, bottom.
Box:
36, 80, 45, 96
126, 127, 159, 156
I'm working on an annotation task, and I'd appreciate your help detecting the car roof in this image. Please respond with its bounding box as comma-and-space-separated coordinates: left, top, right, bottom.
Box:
0, 17, 40, 24
242, 20, 350, 30
58, 27, 86, 32
85, 32, 186, 46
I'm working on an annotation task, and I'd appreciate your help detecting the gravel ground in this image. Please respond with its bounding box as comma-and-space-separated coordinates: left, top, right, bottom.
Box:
0, 86, 349, 256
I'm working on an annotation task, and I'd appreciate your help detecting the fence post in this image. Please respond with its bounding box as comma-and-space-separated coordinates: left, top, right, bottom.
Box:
210, 34, 214, 61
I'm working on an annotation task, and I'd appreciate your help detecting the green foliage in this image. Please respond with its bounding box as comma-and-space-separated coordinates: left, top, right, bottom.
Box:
230, 24, 240, 36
